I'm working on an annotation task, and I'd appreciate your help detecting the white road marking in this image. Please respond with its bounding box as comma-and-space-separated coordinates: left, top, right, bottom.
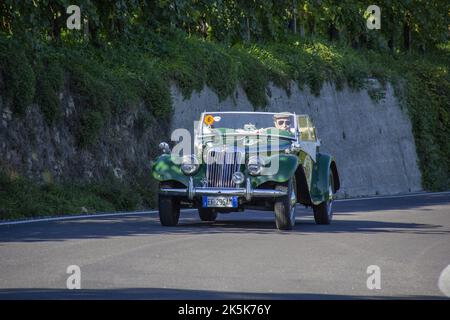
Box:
0, 211, 155, 226
335, 191, 450, 202
0, 209, 197, 226
0, 191, 448, 226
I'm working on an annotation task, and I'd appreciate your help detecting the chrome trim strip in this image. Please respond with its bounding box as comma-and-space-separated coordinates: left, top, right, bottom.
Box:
245, 178, 251, 201
160, 186, 287, 198
188, 177, 195, 200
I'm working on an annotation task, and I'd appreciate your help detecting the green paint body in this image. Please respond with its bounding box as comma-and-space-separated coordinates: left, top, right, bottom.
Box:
152, 134, 338, 206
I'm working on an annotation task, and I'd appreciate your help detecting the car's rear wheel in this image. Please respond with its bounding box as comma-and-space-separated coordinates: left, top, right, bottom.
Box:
274, 177, 297, 230
312, 172, 334, 225
158, 183, 180, 226
198, 208, 217, 222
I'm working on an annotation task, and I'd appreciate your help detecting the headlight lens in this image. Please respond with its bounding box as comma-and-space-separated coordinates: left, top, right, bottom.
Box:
232, 172, 245, 185
247, 156, 263, 176
181, 155, 200, 175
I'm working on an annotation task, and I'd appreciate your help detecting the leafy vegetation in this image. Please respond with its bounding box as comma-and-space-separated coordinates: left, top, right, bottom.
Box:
0, 1, 448, 219
0, 171, 157, 220
1, 1, 447, 51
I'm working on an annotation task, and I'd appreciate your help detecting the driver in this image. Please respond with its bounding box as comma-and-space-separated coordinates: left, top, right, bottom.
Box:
273, 113, 292, 131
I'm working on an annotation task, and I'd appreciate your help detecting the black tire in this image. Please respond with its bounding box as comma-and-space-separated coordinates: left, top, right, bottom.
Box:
198, 208, 217, 222
274, 177, 297, 230
312, 172, 334, 225
158, 183, 180, 226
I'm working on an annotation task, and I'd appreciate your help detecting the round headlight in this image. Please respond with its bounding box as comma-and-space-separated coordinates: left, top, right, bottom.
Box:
232, 172, 245, 185
247, 156, 263, 176
181, 155, 200, 175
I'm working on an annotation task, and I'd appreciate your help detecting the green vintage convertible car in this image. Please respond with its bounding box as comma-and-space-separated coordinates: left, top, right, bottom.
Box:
151, 111, 340, 230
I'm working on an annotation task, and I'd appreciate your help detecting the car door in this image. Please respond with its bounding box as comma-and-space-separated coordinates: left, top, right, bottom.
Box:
296, 115, 319, 189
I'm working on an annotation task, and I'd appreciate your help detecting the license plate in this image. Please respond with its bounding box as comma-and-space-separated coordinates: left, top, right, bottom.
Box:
202, 196, 238, 208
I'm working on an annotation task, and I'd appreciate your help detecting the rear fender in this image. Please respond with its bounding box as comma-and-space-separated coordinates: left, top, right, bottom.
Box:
309, 153, 338, 205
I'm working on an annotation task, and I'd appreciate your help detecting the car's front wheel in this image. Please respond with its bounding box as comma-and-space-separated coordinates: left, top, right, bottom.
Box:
274, 177, 297, 230
312, 172, 334, 225
198, 208, 217, 222
158, 183, 180, 226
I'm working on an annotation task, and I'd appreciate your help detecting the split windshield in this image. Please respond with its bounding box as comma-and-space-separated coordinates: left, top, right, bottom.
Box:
199, 112, 296, 140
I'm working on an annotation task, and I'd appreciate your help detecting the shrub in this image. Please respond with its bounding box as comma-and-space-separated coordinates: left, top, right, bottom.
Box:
0, 40, 35, 115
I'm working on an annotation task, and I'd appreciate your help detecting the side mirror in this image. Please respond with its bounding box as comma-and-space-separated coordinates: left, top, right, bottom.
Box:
159, 142, 171, 154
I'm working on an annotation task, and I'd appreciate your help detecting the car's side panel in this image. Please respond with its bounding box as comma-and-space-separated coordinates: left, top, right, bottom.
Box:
298, 150, 313, 186
309, 153, 336, 205
295, 164, 313, 206
252, 154, 298, 187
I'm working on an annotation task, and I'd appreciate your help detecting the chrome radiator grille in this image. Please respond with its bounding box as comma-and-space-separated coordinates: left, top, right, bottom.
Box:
205, 149, 243, 188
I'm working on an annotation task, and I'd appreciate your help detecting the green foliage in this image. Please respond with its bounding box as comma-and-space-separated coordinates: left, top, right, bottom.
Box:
0, 171, 156, 220
367, 87, 386, 103
35, 59, 64, 124
66, 52, 113, 115
0, 172, 114, 220
89, 181, 141, 212
232, 46, 271, 108
206, 48, 238, 100
162, 35, 238, 101
78, 110, 104, 147
0, 41, 35, 116
138, 61, 172, 119
245, 44, 290, 92
3, 1, 448, 54
403, 63, 450, 190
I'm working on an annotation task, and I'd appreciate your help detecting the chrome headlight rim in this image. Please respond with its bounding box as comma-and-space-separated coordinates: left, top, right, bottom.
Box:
247, 156, 264, 176
231, 171, 245, 185
181, 155, 200, 175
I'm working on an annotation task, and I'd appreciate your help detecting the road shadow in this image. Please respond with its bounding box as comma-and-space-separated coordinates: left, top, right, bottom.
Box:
0, 287, 446, 300
192, 217, 446, 236
0, 210, 447, 243
0, 193, 448, 242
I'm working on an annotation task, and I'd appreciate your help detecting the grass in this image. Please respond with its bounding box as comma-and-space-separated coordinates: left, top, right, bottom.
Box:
0, 171, 157, 220
0, 30, 448, 219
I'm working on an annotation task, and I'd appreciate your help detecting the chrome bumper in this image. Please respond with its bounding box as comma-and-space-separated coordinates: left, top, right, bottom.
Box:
160, 178, 287, 201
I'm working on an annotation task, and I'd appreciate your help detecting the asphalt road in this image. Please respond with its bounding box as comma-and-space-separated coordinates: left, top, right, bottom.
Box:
0, 192, 449, 299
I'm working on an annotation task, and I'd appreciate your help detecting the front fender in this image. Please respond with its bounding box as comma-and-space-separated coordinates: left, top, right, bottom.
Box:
252, 154, 298, 187
310, 153, 336, 205
151, 154, 189, 187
